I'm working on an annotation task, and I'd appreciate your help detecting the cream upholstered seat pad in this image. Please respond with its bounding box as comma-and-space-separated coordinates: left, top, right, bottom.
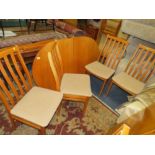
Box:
11, 86, 63, 127
61, 73, 92, 97
85, 61, 115, 80
112, 72, 145, 95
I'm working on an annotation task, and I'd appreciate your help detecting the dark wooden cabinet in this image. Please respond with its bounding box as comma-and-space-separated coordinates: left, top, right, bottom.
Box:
85, 25, 99, 40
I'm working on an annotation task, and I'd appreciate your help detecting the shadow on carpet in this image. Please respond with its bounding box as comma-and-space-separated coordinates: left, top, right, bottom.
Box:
91, 75, 129, 111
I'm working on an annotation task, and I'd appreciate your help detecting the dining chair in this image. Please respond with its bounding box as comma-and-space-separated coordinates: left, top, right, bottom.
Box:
27, 19, 48, 33
47, 41, 92, 116
100, 19, 122, 36
0, 46, 63, 134
113, 124, 130, 135
85, 34, 129, 96
106, 44, 155, 96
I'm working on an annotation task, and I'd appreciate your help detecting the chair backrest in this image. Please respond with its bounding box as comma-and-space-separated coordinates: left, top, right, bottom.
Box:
113, 124, 130, 135
47, 42, 63, 91
0, 46, 32, 113
125, 44, 155, 83
98, 34, 128, 70
101, 19, 122, 36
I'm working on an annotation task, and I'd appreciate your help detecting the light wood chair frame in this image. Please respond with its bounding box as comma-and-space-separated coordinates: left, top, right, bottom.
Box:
106, 44, 155, 96
0, 46, 47, 134
100, 19, 122, 36
113, 124, 130, 135
48, 42, 90, 115
87, 34, 129, 96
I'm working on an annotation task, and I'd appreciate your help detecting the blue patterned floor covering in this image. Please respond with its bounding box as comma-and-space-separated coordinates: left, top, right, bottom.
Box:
90, 75, 129, 112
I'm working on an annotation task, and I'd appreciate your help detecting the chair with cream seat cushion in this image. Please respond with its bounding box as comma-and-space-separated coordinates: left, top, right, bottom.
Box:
106, 44, 155, 96
85, 34, 129, 96
85, 61, 115, 80
11, 86, 63, 127
0, 46, 62, 134
61, 73, 92, 97
48, 42, 92, 116
112, 72, 145, 95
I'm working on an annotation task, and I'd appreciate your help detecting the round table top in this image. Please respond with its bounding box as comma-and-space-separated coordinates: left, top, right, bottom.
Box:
32, 36, 99, 90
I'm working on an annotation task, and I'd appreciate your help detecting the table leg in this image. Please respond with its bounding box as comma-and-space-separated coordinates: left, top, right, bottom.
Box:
0, 20, 5, 38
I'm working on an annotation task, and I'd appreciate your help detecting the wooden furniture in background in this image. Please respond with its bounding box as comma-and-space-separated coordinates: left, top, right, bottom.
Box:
63, 19, 78, 27
32, 36, 99, 90
85, 25, 99, 40
0, 19, 23, 38
106, 44, 155, 96
100, 19, 122, 36
18, 39, 53, 64
47, 42, 92, 115
113, 124, 130, 135
27, 19, 48, 33
0, 39, 53, 64
0, 46, 62, 134
85, 35, 128, 96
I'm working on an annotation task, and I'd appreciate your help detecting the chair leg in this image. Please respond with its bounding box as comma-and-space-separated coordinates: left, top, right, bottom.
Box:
39, 127, 46, 135
85, 69, 88, 74
34, 20, 38, 31
19, 19, 22, 32
98, 80, 106, 96
83, 98, 89, 116
105, 80, 113, 96
52, 20, 55, 31
0, 20, 5, 38
57, 101, 63, 115
27, 20, 31, 34
9, 114, 16, 130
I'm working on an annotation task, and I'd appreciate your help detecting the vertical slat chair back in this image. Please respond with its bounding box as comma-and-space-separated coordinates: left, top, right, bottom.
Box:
125, 44, 155, 83
0, 46, 33, 113
98, 35, 128, 70
48, 42, 63, 91
113, 124, 130, 135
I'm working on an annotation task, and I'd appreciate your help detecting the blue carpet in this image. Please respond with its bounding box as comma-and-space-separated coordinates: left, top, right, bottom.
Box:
91, 75, 129, 111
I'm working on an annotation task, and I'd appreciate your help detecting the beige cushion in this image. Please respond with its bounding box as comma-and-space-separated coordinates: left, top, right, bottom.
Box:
11, 86, 63, 127
85, 61, 115, 80
112, 72, 145, 95
61, 73, 92, 97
